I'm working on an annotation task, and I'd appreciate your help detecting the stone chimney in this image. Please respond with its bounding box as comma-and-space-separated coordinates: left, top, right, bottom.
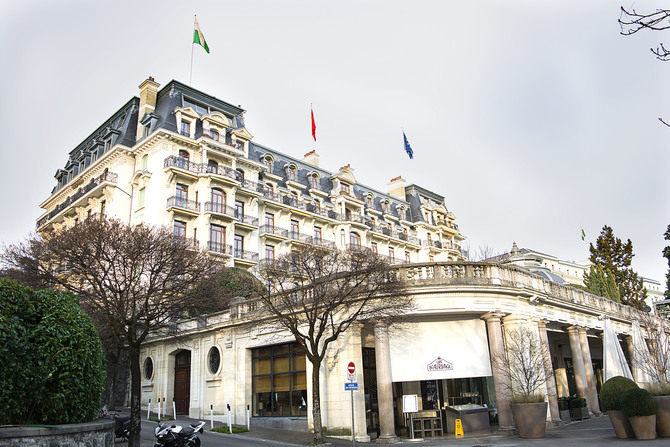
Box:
136, 77, 160, 136
303, 150, 320, 167
387, 176, 406, 200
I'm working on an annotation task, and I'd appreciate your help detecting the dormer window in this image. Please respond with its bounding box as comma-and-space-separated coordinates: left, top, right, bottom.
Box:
383, 200, 390, 214
399, 207, 406, 220
210, 129, 219, 141
309, 172, 319, 189
144, 122, 151, 137
365, 193, 373, 208
181, 121, 191, 137
342, 183, 350, 195
287, 164, 298, 181
263, 155, 274, 173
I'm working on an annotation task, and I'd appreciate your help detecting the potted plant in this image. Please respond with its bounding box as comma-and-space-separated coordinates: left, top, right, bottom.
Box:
600, 375, 638, 439
570, 398, 589, 420
620, 387, 658, 440
496, 325, 549, 439
558, 400, 570, 423
646, 382, 670, 438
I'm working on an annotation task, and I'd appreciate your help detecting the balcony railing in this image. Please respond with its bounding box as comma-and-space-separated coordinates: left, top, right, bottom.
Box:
207, 240, 229, 255
204, 202, 236, 218
164, 156, 200, 173
37, 171, 118, 229
167, 196, 200, 212
421, 239, 443, 249
259, 225, 289, 238
233, 248, 259, 263
235, 212, 259, 227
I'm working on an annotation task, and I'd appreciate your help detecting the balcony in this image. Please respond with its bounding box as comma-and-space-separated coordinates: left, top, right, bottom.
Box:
164, 156, 200, 174
207, 240, 230, 255
259, 225, 289, 239
422, 239, 443, 249
204, 202, 236, 219
233, 248, 259, 264
235, 211, 259, 228
36, 171, 118, 230
202, 162, 239, 183
167, 196, 200, 214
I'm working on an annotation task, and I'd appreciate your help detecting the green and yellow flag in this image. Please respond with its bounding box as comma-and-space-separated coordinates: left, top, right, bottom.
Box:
193, 17, 210, 53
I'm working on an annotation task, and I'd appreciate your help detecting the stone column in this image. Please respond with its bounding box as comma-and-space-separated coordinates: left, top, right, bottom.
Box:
537, 320, 562, 426
567, 326, 590, 414
482, 312, 514, 431
579, 327, 601, 417
374, 322, 397, 444
625, 335, 636, 381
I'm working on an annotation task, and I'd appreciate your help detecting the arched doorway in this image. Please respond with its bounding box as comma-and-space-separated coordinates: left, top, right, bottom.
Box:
174, 350, 191, 415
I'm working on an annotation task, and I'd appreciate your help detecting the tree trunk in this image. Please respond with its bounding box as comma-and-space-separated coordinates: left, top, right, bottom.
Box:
106, 352, 118, 411
127, 346, 142, 447
311, 357, 324, 444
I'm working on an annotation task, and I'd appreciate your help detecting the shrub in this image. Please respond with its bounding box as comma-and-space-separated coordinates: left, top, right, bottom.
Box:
0, 278, 105, 425
620, 388, 658, 417
569, 398, 587, 409
600, 376, 639, 411
558, 400, 569, 411
211, 426, 250, 434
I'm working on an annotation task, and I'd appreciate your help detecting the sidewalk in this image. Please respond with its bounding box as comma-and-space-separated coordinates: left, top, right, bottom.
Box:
121, 411, 670, 446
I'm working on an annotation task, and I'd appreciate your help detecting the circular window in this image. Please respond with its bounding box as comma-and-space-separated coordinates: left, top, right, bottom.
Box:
143, 357, 153, 380
208, 347, 221, 374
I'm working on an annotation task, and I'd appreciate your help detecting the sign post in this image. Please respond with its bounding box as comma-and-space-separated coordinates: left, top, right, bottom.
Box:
402, 395, 421, 441
346, 362, 356, 447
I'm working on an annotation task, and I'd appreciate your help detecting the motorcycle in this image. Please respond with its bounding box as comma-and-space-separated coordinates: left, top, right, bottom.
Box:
154, 420, 206, 447
112, 411, 131, 441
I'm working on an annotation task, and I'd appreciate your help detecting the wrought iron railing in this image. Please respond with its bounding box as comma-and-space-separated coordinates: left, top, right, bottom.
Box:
166, 196, 200, 212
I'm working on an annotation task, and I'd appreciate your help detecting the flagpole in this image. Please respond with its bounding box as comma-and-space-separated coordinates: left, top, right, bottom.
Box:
190, 15, 196, 85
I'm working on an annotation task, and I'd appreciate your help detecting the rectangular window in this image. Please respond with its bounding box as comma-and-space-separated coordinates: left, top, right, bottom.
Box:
265, 213, 274, 228
181, 121, 190, 136
176, 184, 188, 206
405, 252, 411, 263
142, 154, 148, 170
174, 221, 186, 238
234, 234, 244, 258
235, 200, 244, 219
210, 129, 219, 141
371, 242, 378, 253
144, 123, 151, 137
252, 343, 307, 417
138, 187, 146, 207
290, 220, 299, 238
265, 245, 275, 260
389, 247, 395, 260
314, 227, 322, 244
209, 225, 225, 253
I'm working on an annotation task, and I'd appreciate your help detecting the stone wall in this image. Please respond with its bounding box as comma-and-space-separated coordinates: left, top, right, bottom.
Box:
0, 420, 114, 447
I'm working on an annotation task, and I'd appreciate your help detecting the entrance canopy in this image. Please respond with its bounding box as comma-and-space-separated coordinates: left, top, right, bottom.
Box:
388, 318, 492, 382
602, 317, 633, 381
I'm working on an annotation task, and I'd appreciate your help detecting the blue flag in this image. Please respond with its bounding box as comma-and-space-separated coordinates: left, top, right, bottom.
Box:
403, 131, 414, 159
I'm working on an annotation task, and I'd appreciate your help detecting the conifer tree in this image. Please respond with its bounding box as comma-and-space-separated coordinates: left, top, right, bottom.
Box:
589, 225, 647, 309
584, 265, 621, 303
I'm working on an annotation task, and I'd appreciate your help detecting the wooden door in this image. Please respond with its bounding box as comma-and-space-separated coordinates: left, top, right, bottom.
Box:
174, 351, 191, 415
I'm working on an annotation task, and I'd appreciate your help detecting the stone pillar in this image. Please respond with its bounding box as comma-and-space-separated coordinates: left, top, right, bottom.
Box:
537, 320, 562, 426
374, 322, 397, 444
625, 335, 636, 381
579, 328, 601, 417
482, 312, 514, 431
567, 326, 590, 414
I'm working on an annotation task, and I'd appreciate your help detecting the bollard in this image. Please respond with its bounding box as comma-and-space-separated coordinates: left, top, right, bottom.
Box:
246, 404, 250, 430
147, 399, 151, 420
227, 403, 232, 434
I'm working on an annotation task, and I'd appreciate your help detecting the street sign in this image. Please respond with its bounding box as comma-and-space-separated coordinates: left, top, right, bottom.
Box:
347, 362, 355, 374
345, 382, 358, 391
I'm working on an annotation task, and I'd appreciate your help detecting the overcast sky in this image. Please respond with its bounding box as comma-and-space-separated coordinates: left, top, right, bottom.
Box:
1, 0, 668, 283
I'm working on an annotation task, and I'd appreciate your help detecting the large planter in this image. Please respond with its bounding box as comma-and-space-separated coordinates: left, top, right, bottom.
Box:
560, 409, 571, 423
571, 407, 589, 421
656, 396, 670, 437
510, 402, 548, 439
629, 415, 657, 440
608, 410, 636, 439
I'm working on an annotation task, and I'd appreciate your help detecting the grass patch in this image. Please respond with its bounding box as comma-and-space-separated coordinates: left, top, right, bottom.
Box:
149, 416, 174, 422
211, 425, 250, 434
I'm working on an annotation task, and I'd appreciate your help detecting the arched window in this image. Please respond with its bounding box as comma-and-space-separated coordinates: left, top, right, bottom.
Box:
177, 150, 189, 169
309, 173, 319, 189
383, 200, 390, 214
350, 232, 361, 248
288, 164, 298, 181
399, 207, 406, 220
210, 188, 226, 213
263, 155, 274, 173
340, 229, 346, 246
365, 193, 374, 208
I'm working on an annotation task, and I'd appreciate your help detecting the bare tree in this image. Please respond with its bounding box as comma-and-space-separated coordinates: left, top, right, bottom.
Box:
619, 6, 670, 126
2, 218, 221, 447
494, 325, 549, 402
253, 245, 411, 444
634, 314, 670, 387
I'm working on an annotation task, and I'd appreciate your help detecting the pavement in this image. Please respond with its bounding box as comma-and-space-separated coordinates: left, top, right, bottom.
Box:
116, 412, 670, 446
